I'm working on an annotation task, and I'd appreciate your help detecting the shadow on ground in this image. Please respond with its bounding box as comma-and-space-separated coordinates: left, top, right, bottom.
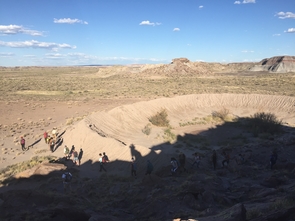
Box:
0, 117, 295, 221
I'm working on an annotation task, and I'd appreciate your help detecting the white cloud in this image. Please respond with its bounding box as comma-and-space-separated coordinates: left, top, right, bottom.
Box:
0, 40, 76, 51
53, 18, 88, 24
275, 12, 295, 19
273, 33, 281, 36
173, 28, 180, 32
0, 25, 43, 36
139, 20, 161, 26
45, 53, 65, 58
285, 28, 295, 33
23, 55, 36, 57
241, 50, 254, 53
0, 52, 15, 57
243, 0, 255, 3
234, 0, 255, 4
46, 53, 167, 64
199, 5, 203, 9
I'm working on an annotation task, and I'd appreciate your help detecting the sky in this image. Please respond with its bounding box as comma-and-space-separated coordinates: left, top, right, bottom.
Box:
0, 0, 294, 66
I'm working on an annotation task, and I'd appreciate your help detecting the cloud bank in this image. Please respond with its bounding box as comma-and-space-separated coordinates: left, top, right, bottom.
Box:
0, 25, 43, 36
275, 12, 295, 19
0, 40, 76, 51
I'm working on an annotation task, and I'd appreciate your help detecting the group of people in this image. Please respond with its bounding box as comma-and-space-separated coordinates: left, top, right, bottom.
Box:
168, 150, 231, 175
19, 127, 59, 152
170, 152, 200, 175
18, 122, 282, 194
61, 148, 279, 193
43, 128, 58, 152
63, 145, 84, 166
130, 158, 154, 178
99, 152, 109, 172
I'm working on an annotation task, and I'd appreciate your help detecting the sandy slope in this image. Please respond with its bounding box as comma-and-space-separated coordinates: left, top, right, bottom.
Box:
60, 94, 295, 177
1, 94, 295, 178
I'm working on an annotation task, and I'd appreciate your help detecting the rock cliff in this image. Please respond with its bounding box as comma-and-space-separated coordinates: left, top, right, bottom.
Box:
250, 56, 295, 73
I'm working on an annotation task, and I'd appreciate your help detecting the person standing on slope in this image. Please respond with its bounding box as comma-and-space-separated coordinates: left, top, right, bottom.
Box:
131, 157, 137, 178
99, 153, 107, 172
20, 136, 26, 151
212, 150, 217, 170
171, 157, 178, 175
145, 160, 154, 175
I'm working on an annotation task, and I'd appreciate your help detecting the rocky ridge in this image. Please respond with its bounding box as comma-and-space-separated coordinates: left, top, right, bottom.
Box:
250, 56, 295, 73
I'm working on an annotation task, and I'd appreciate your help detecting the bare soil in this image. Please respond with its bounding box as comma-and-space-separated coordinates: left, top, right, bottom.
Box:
1, 63, 295, 221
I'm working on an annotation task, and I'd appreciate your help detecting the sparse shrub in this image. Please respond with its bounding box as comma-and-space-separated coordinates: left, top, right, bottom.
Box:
202, 115, 216, 123
149, 109, 170, 127
179, 121, 197, 127
212, 107, 230, 121
248, 112, 282, 135
246, 208, 262, 220
174, 144, 183, 148
163, 128, 176, 142
179, 117, 208, 126
66, 116, 84, 125
34, 149, 48, 154
142, 123, 152, 135
258, 132, 272, 140
269, 198, 295, 210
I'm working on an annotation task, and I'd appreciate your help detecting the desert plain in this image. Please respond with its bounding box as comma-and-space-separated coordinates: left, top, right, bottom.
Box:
0, 60, 295, 221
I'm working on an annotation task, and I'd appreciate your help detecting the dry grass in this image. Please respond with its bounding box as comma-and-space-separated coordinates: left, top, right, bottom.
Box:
0, 66, 294, 102
0, 155, 57, 183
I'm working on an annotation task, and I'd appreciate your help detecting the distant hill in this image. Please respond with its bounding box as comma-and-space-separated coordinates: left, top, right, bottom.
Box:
249, 56, 295, 73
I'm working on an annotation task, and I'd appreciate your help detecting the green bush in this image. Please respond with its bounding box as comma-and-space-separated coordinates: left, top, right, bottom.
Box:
249, 112, 282, 135
149, 109, 170, 127
142, 123, 152, 135
163, 128, 176, 142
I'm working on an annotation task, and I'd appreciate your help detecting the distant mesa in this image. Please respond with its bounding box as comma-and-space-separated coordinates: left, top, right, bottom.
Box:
249, 56, 295, 73
170, 57, 190, 64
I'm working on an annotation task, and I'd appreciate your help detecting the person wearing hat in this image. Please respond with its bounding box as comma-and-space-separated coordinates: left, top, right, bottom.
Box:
52, 127, 58, 142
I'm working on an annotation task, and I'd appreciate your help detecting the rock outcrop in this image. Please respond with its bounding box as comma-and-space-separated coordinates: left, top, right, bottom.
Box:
250, 56, 295, 73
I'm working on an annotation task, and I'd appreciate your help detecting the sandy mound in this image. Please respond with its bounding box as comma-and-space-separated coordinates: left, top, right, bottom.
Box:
62, 94, 295, 176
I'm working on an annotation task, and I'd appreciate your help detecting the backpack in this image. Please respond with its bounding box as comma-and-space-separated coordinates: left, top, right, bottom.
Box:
171, 160, 179, 168
64, 173, 72, 182
73, 151, 78, 157
102, 156, 106, 163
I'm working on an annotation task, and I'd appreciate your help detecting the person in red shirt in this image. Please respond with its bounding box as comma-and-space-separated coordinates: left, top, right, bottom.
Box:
43, 131, 48, 143
20, 137, 26, 151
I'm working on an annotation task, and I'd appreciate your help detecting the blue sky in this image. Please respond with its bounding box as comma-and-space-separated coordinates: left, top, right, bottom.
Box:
0, 0, 294, 66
